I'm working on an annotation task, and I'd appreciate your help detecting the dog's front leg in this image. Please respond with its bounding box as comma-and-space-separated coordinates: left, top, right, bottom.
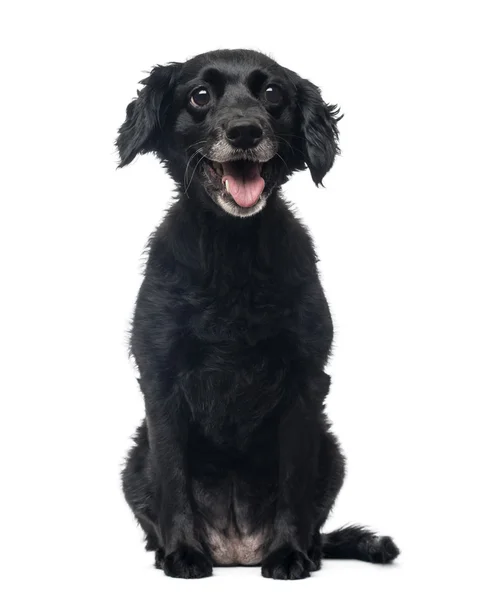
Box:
145, 397, 213, 579
262, 398, 320, 580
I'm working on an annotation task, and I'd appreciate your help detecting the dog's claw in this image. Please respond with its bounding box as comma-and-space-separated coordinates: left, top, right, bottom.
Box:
262, 546, 314, 580
162, 545, 213, 579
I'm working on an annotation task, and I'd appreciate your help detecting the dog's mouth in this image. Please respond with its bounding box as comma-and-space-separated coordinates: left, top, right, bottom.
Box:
204, 159, 268, 208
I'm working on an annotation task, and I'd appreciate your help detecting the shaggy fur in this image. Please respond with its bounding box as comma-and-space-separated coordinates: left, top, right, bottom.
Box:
117, 49, 399, 579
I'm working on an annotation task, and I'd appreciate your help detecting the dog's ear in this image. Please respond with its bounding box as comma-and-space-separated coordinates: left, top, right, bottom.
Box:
116, 63, 180, 167
296, 77, 341, 186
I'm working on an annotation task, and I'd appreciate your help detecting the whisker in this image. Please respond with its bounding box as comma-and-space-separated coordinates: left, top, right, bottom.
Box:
183, 148, 203, 190
277, 133, 307, 141
275, 152, 289, 172
185, 151, 207, 195
272, 134, 308, 161
185, 140, 207, 152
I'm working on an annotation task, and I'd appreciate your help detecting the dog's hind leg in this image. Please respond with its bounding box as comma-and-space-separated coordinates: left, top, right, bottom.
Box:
138, 515, 166, 567
122, 420, 165, 556
307, 530, 323, 571
138, 515, 160, 551
307, 427, 346, 570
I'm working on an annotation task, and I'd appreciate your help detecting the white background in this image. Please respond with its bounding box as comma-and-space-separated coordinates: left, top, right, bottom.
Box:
1, 1, 482, 598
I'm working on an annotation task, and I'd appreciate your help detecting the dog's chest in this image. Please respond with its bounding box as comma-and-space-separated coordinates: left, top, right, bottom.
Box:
171, 268, 298, 434
193, 270, 295, 341
178, 329, 295, 444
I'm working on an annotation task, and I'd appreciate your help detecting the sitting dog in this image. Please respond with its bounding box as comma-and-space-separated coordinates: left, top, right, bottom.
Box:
117, 49, 399, 579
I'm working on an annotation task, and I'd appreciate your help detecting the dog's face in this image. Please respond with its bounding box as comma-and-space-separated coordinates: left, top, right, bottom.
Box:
117, 50, 340, 218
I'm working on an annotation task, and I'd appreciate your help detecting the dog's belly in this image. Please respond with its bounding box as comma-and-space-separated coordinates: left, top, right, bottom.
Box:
191, 461, 275, 565
206, 526, 265, 566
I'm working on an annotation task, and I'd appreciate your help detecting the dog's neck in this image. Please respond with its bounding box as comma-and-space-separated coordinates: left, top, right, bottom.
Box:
146, 187, 315, 290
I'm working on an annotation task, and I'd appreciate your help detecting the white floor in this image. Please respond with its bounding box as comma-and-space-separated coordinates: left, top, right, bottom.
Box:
6, 522, 478, 599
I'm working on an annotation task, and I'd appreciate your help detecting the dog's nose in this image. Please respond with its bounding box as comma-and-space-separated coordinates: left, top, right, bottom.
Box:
226, 120, 263, 149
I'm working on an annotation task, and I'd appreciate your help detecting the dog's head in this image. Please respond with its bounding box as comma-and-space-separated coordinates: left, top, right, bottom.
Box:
117, 50, 341, 217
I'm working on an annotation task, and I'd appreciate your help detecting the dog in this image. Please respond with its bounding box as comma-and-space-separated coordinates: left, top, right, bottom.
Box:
117, 49, 399, 579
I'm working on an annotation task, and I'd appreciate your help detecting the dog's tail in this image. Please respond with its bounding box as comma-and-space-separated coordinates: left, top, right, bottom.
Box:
322, 525, 400, 563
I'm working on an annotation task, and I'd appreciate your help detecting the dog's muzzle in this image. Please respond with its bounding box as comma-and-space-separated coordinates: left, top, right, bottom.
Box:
202, 132, 277, 211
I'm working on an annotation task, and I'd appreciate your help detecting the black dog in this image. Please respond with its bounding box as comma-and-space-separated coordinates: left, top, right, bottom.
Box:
117, 49, 399, 579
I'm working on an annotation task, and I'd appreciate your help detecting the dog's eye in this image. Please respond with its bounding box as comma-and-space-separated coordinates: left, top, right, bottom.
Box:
190, 87, 211, 108
264, 85, 283, 105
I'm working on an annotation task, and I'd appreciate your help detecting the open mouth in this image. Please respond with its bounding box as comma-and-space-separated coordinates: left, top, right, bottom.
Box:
204, 159, 269, 208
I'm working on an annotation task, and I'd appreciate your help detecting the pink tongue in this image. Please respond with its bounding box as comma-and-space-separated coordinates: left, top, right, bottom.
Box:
222, 162, 265, 208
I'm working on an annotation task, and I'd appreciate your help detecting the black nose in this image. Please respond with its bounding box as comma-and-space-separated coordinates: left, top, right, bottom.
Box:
226, 120, 263, 149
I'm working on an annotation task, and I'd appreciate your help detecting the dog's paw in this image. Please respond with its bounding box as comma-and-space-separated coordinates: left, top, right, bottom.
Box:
262, 546, 314, 580
162, 545, 213, 579
361, 535, 400, 564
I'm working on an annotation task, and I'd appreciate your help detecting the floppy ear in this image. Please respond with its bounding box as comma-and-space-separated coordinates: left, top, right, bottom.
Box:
116, 63, 180, 167
297, 78, 341, 186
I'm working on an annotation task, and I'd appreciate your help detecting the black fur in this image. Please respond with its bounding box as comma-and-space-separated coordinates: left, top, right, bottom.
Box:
117, 49, 399, 579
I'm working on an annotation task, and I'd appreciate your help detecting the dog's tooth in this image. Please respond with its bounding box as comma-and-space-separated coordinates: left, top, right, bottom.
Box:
225, 180, 230, 193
